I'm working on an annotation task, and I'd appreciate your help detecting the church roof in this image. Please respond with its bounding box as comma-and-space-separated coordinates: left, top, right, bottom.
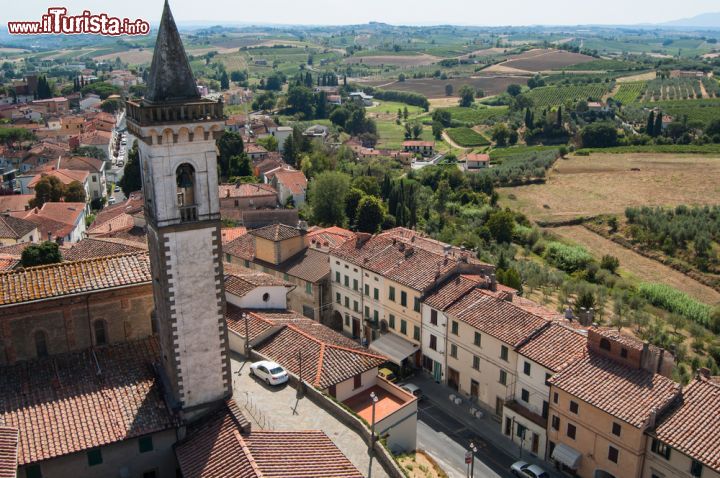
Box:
145, 0, 200, 103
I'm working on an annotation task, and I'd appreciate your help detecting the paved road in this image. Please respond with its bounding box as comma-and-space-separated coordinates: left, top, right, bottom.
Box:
417, 398, 513, 478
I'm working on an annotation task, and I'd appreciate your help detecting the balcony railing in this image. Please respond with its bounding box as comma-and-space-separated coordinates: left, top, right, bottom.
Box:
179, 205, 198, 223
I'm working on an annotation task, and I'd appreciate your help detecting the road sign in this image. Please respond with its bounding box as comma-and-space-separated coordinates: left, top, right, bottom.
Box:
465, 451, 472, 464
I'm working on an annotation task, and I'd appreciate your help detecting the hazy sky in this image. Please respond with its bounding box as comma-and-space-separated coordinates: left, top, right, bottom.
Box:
5, 0, 719, 27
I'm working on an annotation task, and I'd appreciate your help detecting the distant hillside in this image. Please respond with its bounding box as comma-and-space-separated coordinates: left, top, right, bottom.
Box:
662, 12, 720, 28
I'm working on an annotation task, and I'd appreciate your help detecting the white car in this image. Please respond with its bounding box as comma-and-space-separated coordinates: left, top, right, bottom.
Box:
511, 461, 549, 478
249, 360, 289, 386
400, 383, 423, 399
107, 196, 116, 205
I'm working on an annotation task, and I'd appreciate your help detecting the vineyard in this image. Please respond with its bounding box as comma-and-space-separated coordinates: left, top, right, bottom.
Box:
525, 83, 610, 108
638, 283, 713, 327
640, 78, 708, 101
612, 82, 646, 104
438, 106, 509, 125
640, 99, 720, 126
480, 148, 559, 185
445, 127, 491, 147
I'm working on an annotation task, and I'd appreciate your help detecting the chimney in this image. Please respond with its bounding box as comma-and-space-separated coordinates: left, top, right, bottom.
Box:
489, 273, 497, 292
564, 307, 574, 321
47, 231, 52, 241
698, 367, 711, 380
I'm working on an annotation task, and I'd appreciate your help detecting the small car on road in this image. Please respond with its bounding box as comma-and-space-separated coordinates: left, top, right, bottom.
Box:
378, 367, 397, 383
511, 461, 549, 478
399, 383, 423, 399
249, 360, 289, 386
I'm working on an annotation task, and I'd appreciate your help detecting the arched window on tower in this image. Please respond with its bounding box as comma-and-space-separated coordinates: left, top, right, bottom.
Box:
600, 338, 611, 351
176, 163, 197, 222
34, 330, 48, 358
94, 320, 107, 346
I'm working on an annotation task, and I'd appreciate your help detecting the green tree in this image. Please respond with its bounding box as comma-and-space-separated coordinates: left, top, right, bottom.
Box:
252, 91, 276, 111
355, 195, 386, 233
100, 98, 121, 114
499, 267, 522, 291
486, 210, 515, 243
21, 241, 62, 267
458, 85, 474, 107
217, 131, 244, 179
229, 154, 252, 177
491, 123, 511, 147
309, 171, 351, 226
64, 180, 86, 203
0, 127, 35, 148
506, 84, 522, 97
653, 113, 663, 137
411, 122, 423, 139
119, 140, 142, 197
345, 188, 365, 228
432, 121, 444, 140
30, 175, 65, 208
286, 85, 314, 118
646, 110, 655, 137
580, 122, 618, 148
256, 135, 278, 152
600, 254, 620, 274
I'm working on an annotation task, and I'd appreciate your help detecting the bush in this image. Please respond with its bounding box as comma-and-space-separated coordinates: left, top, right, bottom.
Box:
600, 254, 620, 274
544, 241, 594, 273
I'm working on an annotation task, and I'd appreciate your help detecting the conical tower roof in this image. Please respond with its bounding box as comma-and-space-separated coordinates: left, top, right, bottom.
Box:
145, 0, 200, 103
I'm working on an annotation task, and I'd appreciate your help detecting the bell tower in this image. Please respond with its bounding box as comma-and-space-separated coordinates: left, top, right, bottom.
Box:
126, 0, 231, 417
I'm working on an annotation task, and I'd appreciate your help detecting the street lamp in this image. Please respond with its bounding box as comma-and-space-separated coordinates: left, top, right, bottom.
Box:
468, 441, 478, 478
368, 391, 379, 478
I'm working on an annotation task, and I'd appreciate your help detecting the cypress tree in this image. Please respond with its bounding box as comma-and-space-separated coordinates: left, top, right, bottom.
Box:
646, 111, 655, 137
556, 106, 562, 128
654, 112, 663, 137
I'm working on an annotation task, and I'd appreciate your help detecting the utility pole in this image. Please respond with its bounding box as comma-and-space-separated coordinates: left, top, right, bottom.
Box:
244, 312, 250, 358
368, 391, 379, 478
468, 441, 478, 478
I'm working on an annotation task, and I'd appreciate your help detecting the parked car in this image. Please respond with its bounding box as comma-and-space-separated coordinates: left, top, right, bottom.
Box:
250, 360, 289, 386
116, 160, 124, 167
108, 196, 116, 205
114, 185, 120, 192
378, 367, 397, 383
510, 461, 549, 478
400, 383, 423, 399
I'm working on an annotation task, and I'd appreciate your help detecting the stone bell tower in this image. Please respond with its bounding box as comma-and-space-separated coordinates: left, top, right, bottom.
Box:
125, 0, 231, 417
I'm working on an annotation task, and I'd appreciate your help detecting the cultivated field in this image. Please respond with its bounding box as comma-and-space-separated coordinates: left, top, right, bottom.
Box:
499, 153, 720, 222
344, 54, 439, 66
377, 75, 528, 98
94, 48, 153, 64
525, 83, 609, 107
552, 226, 720, 305
492, 48, 595, 72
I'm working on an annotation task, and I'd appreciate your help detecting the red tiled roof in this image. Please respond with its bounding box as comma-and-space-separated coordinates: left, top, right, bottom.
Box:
549, 352, 681, 428
176, 400, 362, 478
306, 226, 356, 249
0, 195, 33, 213
219, 182, 276, 199
272, 169, 307, 195
446, 289, 549, 347
465, 153, 490, 162
517, 322, 587, 372
87, 192, 144, 236
0, 243, 31, 258
402, 140, 434, 147
0, 426, 18, 478
423, 274, 483, 311
77, 130, 111, 146
249, 223, 303, 241
62, 237, 147, 262
225, 233, 255, 261
0, 337, 176, 465
224, 262, 292, 298
0, 252, 151, 306
0, 215, 37, 239
235, 310, 386, 389
653, 375, 720, 471
245, 143, 267, 154
0, 257, 18, 271
221, 226, 248, 244
27, 169, 88, 188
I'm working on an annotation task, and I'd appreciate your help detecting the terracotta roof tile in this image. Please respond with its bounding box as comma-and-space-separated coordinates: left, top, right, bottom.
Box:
306, 226, 356, 249
423, 274, 483, 311
446, 289, 549, 347
223, 263, 292, 298
549, 352, 681, 428
27, 169, 88, 188
271, 169, 307, 195
62, 237, 147, 261
241, 310, 386, 389
0, 337, 176, 465
0, 215, 37, 240
0, 252, 151, 306
224, 234, 255, 261
0, 195, 33, 214
177, 401, 361, 478
219, 183, 276, 199
517, 322, 587, 372
0, 257, 18, 271
0, 426, 18, 478
653, 376, 720, 471
221, 226, 248, 244
248, 223, 303, 241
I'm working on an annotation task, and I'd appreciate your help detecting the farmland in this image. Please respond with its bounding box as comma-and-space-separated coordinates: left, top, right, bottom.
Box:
639, 99, 720, 126
376, 76, 529, 98
641, 78, 706, 101
445, 127, 490, 147
493, 48, 595, 72
344, 54, 439, 66
436, 106, 510, 125
525, 83, 610, 107
498, 152, 720, 223
612, 82, 646, 103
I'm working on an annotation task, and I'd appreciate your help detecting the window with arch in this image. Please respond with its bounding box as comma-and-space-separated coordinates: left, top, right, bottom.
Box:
34, 330, 48, 358
599, 338, 611, 351
176, 163, 196, 207
94, 320, 107, 346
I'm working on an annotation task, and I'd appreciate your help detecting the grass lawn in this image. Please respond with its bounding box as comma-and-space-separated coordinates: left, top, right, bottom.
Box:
375, 120, 436, 150
367, 101, 425, 116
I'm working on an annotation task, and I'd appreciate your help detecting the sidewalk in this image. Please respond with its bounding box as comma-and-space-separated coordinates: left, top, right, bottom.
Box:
408, 373, 564, 478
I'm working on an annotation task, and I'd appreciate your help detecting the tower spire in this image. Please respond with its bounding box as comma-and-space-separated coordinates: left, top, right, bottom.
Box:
145, 0, 200, 103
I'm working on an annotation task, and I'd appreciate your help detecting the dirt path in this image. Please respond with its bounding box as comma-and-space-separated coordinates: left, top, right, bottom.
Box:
552, 226, 720, 306
700, 80, 709, 99
441, 130, 469, 151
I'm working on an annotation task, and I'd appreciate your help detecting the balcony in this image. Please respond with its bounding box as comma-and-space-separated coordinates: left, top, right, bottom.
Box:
179, 205, 198, 223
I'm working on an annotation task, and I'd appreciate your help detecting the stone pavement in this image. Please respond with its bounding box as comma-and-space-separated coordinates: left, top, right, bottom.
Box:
230, 353, 389, 478
406, 373, 564, 478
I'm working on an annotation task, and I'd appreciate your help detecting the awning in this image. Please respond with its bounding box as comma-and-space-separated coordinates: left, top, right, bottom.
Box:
369, 333, 419, 365
551, 443, 582, 469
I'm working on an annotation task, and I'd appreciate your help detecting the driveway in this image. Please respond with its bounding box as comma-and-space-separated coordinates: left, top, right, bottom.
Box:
231, 354, 389, 478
